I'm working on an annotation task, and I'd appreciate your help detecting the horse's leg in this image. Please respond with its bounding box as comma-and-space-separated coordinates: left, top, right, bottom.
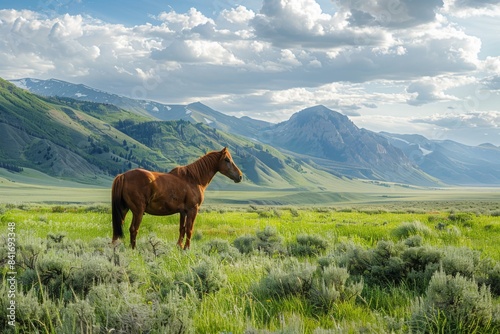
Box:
183, 208, 198, 250
177, 211, 187, 249
129, 210, 144, 249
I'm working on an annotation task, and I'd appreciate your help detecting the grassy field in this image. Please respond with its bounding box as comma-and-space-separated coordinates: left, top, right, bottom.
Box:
2, 166, 500, 206
1, 201, 500, 333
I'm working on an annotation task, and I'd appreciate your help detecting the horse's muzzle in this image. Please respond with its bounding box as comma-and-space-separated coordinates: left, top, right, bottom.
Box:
234, 175, 243, 183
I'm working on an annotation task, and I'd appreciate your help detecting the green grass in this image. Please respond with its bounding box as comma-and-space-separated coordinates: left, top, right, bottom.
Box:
2, 166, 500, 207
1, 202, 500, 333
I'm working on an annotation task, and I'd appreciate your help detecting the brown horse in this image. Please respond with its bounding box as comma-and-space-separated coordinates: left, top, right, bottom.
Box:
111, 147, 242, 249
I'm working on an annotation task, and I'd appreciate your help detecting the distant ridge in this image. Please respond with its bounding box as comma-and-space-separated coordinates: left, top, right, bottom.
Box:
381, 132, 500, 185
1, 77, 352, 190
7, 77, 500, 186
259, 105, 439, 185
10, 78, 271, 138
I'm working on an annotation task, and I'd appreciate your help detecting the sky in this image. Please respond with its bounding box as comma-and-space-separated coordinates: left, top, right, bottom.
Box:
1, 0, 499, 146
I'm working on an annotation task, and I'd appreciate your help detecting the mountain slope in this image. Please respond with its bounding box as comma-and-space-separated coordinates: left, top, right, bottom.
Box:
10, 78, 271, 138
260, 105, 440, 186
1, 78, 351, 190
0, 78, 168, 183
10, 77, 498, 186
381, 133, 500, 185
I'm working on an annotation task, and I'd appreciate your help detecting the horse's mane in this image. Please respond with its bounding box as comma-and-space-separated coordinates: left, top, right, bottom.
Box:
169, 151, 221, 186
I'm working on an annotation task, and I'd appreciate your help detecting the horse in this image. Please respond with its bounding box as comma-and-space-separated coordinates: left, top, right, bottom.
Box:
111, 147, 242, 250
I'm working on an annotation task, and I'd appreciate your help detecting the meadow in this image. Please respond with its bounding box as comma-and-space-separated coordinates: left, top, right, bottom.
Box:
1, 201, 500, 333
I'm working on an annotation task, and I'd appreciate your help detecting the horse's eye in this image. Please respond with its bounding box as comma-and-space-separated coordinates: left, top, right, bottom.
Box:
225, 158, 230, 163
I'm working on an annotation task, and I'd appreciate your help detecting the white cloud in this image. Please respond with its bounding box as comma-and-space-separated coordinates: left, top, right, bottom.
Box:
152, 39, 243, 65
154, 8, 214, 31
220, 5, 255, 25
0, 0, 499, 144
406, 76, 476, 105
251, 0, 390, 48
412, 110, 500, 129
444, 0, 500, 17
279, 49, 301, 66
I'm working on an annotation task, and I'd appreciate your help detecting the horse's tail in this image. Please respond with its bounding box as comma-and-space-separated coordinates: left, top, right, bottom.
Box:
111, 173, 126, 239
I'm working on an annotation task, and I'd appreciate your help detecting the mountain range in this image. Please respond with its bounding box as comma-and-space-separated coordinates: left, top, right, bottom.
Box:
4, 77, 500, 187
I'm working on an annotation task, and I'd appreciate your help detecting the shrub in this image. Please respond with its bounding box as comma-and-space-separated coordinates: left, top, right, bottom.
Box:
258, 210, 274, 218
88, 283, 154, 333
141, 233, 169, 259
400, 246, 442, 272
2, 287, 59, 333
410, 270, 499, 333
441, 247, 481, 279
288, 234, 329, 257
404, 235, 423, 247
68, 255, 128, 297
202, 238, 240, 262
233, 227, 284, 256
308, 265, 363, 312
392, 221, 433, 239
151, 288, 195, 334
255, 226, 285, 256
177, 257, 227, 299
31, 253, 73, 300
17, 238, 45, 270
448, 212, 475, 227
233, 234, 257, 254
253, 258, 315, 299
325, 240, 445, 290
486, 263, 500, 296
51, 205, 66, 213
333, 242, 372, 277
58, 299, 96, 334
401, 246, 442, 292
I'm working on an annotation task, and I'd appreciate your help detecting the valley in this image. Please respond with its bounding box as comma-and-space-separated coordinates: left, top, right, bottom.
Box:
1, 76, 499, 206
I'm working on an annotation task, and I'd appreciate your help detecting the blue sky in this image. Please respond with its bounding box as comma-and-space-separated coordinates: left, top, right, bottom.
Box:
1, 0, 500, 145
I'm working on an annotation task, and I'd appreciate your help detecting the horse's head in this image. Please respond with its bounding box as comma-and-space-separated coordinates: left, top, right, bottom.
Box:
218, 147, 243, 183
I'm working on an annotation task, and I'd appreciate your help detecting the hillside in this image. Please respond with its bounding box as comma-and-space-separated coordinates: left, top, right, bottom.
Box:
10, 78, 271, 138
9, 78, 441, 186
0, 79, 168, 183
7, 77, 500, 187
0, 78, 352, 191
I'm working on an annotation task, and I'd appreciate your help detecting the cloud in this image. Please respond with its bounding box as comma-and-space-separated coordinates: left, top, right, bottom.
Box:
0, 0, 497, 144
411, 111, 500, 129
251, 0, 390, 48
154, 8, 214, 31
340, 0, 445, 28
481, 75, 500, 91
406, 76, 476, 105
444, 0, 500, 17
151, 40, 243, 65
220, 5, 255, 25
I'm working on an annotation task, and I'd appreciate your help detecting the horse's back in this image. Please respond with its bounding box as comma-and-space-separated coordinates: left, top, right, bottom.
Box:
117, 169, 159, 199
122, 168, 157, 183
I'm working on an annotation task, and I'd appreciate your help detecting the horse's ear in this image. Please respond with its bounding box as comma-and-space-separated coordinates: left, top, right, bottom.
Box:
221, 147, 228, 153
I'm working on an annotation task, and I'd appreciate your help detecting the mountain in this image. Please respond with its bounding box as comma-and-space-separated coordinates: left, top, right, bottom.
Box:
260, 105, 440, 186
381, 133, 500, 185
0, 77, 348, 190
0, 78, 165, 183
8, 77, 499, 186
10, 78, 270, 138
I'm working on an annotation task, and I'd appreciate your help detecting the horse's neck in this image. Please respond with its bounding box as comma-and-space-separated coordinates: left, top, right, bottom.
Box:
182, 152, 219, 189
